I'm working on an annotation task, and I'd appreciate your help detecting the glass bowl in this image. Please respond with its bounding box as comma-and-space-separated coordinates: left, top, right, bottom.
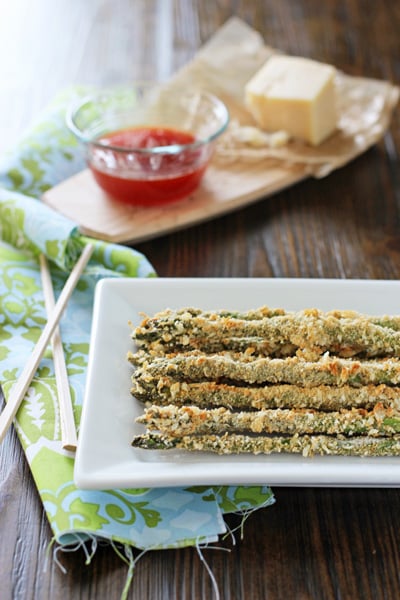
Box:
66, 83, 229, 206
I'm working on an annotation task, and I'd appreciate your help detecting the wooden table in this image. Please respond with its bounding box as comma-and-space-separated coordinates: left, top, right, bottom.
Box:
1, 1, 400, 598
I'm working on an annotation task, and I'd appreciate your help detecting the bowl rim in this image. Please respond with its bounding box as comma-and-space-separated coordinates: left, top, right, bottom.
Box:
66, 86, 230, 155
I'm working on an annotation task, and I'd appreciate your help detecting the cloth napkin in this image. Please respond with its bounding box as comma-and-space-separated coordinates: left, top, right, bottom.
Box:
0, 89, 274, 562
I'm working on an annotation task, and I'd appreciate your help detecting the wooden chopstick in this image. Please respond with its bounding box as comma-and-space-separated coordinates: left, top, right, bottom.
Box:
0, 244, 93, 445
39, 254, 77, 451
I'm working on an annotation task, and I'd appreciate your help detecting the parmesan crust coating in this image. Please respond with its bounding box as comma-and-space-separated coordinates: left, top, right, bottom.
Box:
135, 306, 400, 330
136, 403, 400, 437
129, 305, 400, 457
129, 351, 400, 387
131, 376, 400, 411
131, 432, 400, 456
132, 307, 400, 358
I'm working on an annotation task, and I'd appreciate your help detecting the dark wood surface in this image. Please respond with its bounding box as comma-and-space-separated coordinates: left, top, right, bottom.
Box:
1, 1, 400, 598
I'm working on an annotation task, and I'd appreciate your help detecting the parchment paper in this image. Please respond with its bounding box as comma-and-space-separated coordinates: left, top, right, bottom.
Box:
166, 17, 399, 178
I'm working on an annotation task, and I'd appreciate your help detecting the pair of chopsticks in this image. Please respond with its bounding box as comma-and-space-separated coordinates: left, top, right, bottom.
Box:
39, 254, 79, 451
0, 244, 93, 448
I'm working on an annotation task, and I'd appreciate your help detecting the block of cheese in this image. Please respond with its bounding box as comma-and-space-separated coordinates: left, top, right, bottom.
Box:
245, 55, 337, 146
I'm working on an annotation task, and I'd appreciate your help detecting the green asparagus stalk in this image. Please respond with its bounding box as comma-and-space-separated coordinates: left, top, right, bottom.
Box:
136, 404, 400, 437
135, 306, 400, 330
134, 335, 296, 357
128, 351, 400, 386
328, 310, 400, 331
132, 308, 400, 358
135, 306, 286, 326
131, 431, 400, 456
131, 375, 400, 411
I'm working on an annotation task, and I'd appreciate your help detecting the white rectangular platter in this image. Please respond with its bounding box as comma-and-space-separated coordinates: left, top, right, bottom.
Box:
74, 277, 400, 489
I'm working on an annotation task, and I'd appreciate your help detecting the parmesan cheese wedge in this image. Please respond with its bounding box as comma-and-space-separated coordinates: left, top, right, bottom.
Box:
245, 55, 337, 146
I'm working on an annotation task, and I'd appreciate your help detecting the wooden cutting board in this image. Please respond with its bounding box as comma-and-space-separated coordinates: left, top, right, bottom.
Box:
42, 162, 307, 244
41, 18, 399, 245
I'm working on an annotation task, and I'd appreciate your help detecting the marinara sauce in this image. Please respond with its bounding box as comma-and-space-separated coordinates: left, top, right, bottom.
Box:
89, 126, 208, 206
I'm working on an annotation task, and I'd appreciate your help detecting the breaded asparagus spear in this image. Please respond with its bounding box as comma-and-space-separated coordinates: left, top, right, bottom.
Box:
128, 351, 400, 386
135, 306, 286, 326
135, 335, 296, 357
328, 310, 400, 331
132, 308, 400, 357
131, 376, 400, 411
136, 404, 400, 437
135, 306, 400, 330
131, 431, 400, 456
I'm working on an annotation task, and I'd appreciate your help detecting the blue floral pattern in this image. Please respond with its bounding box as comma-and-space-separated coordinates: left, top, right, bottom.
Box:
0, 88, 274, 552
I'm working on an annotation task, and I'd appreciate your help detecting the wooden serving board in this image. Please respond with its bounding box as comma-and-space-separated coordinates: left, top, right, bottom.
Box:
42, 162, 307, 245
41, 17, 399, 245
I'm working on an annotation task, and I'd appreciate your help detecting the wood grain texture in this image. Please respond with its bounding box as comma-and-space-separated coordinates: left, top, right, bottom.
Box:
1, 0, 400, 599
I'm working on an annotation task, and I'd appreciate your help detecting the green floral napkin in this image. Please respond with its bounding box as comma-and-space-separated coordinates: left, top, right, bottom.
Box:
0, 89, 274, 558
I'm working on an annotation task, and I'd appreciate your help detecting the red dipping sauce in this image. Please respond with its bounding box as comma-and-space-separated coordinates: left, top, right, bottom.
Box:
89, 126, 210, 206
